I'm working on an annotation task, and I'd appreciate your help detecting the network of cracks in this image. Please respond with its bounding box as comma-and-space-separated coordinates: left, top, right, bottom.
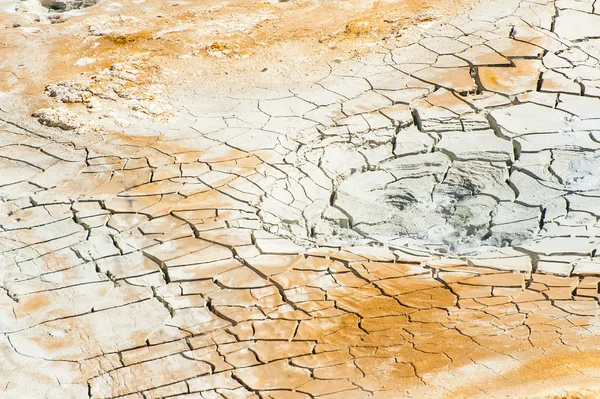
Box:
3, 0, 600, 397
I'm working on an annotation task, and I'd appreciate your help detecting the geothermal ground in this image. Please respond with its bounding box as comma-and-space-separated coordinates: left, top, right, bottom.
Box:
2, 0, 600, 398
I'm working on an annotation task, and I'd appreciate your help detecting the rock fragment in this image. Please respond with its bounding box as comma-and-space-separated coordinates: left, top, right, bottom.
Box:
32, 107, 81, 130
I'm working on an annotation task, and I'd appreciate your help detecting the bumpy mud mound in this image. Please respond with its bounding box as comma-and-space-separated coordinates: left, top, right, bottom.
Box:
277, 104, 600, 253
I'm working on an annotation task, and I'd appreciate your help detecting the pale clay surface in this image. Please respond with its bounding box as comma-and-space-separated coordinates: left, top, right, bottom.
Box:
2, 0, 600, 397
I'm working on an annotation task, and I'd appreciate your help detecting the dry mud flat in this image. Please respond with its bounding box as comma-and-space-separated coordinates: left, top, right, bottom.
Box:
2, 0, 600, 398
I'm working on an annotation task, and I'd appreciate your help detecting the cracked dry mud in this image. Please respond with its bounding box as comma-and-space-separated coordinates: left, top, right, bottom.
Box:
2, 0, 600, 398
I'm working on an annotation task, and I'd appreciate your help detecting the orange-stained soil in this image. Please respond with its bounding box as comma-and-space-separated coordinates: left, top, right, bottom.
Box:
4, 1, 600, 398
0, 0, 483, 110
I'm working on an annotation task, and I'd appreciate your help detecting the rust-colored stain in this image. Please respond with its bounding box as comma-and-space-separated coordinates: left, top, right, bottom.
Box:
0, 0, 484, 109
17, 294, 52, 313
2, 0, 600, 396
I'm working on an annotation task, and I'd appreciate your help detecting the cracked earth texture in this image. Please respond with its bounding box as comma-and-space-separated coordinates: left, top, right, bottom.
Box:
2, 0, 600, 398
